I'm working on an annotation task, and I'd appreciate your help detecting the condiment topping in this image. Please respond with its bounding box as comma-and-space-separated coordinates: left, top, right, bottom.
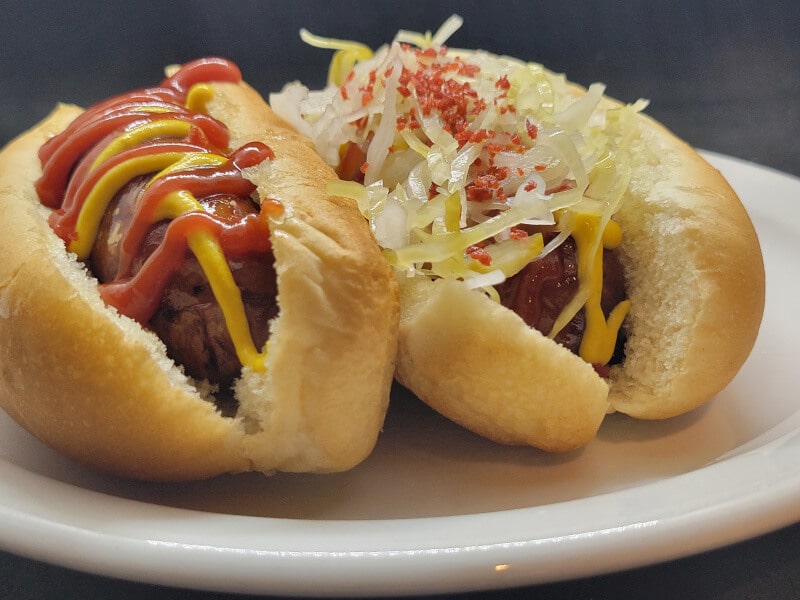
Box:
273, 16, 646, 368
36, 57, 279, 376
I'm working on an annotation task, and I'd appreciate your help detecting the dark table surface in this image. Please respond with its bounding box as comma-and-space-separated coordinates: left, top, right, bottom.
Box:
1, 1, 799, 599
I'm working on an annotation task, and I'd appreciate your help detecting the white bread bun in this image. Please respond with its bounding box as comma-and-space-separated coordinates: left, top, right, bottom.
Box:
608, 111, 764, 419
395, 276, 610, 451
394, 107, 765, 448
271, 35, 765, 451
0, 71, 398, 480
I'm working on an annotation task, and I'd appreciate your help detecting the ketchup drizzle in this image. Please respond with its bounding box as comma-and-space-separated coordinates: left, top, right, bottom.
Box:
34, 58, 277, 327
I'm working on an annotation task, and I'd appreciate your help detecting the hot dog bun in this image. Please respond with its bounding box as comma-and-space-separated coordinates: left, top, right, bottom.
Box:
0, 69, 398, 480
607, 108, 763, 420
272, 21, 765, 451
393, 99, 764, 449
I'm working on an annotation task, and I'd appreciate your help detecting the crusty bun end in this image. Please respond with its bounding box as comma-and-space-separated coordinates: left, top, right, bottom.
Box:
608, 112, 765, 419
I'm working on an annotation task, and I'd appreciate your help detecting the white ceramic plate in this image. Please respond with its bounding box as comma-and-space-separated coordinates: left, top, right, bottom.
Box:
0, 152, 798, 597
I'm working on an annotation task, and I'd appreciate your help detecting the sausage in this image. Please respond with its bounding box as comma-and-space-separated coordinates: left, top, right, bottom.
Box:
496, 236, 628, 362
89, 177, 277, 388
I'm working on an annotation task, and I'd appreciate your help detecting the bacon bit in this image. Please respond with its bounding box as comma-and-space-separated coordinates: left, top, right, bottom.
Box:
509, 227, 528, 239
345, 71, 356, 84
356, 70, 378, 107
454, 127, 492, 146
351, 116, 369, 132
466, 186, 493, 202
466, 166, 510, 202
466, 245, 492, 266
476, 167, 508, 189
387, 145, 395, 153
340, 85, 349, 100
495, 75, 511, 90
359, 161, 370, 175
524, 180, 537, 192
510, 133, 522, 146
396, 58, 487, 143
384, 65, 395, 77
516, 168, 525, 177
428, 182, 438, 200
526, 120, 539, 140
458, 62, 480, 77
534, 164, 547, 172
485, 142, 506, 156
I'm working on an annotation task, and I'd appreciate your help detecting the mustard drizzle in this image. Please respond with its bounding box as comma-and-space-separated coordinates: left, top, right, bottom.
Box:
71, 87, 268, 374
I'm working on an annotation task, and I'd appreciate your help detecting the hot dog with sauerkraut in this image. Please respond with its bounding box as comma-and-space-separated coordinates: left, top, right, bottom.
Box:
271, 16, 765, 450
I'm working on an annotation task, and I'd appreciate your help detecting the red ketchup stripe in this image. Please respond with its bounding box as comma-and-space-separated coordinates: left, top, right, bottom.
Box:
98, 210, 271, 324
35, 57, 277, 335
115, 143, 272, 278
48, 140, 210, 240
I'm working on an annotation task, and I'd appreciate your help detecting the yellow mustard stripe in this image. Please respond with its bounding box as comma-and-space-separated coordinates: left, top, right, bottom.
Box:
154, 190, 203, 220
187, 230, 267, 372
76, 123, 267, 372
70, 151, 194, 259
468, 234, 544, 276
148, 158, 267, 372
149, 152, 227, 182
571, 214, 631, 365
444, 192, 461, 233
329, 46, 374, 85
185, 83, 214, 114
90, 120, 193, 171
298, 29, 374, 86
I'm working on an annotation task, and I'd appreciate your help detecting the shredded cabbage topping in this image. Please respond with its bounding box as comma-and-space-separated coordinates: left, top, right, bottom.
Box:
271, 15, 647, 347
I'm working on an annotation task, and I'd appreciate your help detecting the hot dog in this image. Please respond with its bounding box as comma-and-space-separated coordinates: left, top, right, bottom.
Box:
0, 58, 399, 480
271, 17, 765, 450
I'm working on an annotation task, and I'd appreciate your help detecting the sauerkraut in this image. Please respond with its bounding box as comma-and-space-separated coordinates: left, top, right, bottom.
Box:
271, 15, 646, 356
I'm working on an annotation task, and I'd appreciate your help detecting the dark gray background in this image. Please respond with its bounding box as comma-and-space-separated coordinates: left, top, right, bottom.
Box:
1, 1, 799, 599
2, 0, 798, 177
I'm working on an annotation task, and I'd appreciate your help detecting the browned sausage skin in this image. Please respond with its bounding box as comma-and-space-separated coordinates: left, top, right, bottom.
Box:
496, 235, 628, 370
89, 182, 277, 389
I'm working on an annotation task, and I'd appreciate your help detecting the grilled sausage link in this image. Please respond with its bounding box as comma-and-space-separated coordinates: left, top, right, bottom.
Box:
89, 178, 277, 388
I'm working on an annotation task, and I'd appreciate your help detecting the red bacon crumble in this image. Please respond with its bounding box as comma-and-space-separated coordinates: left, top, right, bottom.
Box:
466, 245, 492, 266
495, 75, 511, 90
394, 50, 488, 144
